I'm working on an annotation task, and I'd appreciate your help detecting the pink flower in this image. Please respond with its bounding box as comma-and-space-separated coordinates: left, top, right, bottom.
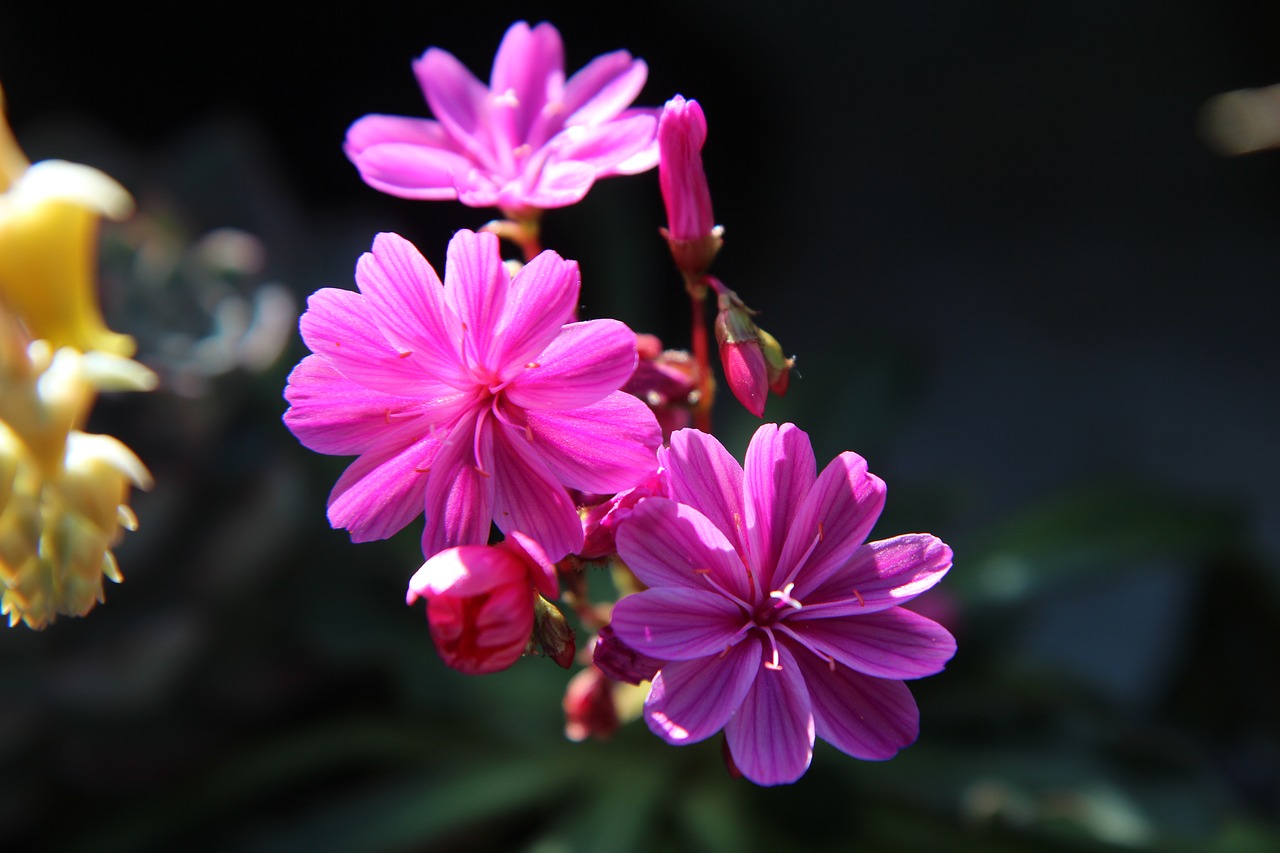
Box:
407, 531, 557, 674
344, 21, 659, 213
609, 424, 955, 786
283, 229, 662, 562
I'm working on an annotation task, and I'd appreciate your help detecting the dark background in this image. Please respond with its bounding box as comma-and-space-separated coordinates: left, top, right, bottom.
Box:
2, 2, 1279, 850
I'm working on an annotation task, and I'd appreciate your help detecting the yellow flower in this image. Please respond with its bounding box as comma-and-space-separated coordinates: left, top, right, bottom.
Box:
0, 304, 153, 629
0, 82, 136, 356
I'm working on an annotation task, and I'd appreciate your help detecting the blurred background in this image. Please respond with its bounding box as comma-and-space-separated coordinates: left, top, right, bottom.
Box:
3, 1, 1280, 849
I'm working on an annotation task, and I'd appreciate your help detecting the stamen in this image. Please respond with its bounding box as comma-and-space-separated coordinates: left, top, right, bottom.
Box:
383, 409, 391, 425
769, 582, 804, 611
762, 628, 783, 671
733, 511, 742, 532
693, 568, 711, 575
397, 350, 412, 359
414, 467, 430, 474
852, 588, 865, 607
525, 361, 540, 369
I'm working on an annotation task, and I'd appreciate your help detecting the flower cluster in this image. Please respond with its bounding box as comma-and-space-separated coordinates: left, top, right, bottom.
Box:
0, 84, 154, 628
284, 20, 954, 785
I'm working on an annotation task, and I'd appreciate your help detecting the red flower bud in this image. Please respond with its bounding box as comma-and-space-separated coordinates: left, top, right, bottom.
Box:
563, 666, 619, 742
406, 532, 559, 675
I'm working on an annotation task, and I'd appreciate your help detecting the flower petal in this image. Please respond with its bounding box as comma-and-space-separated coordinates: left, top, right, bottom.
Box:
611, 587, 750, 661
489, 421, 583, 562
299, 287, 450, 397
504, 319, 636, 410
422, 411, 494, 556
489, 21, 564, 141
778, 451, 886, 597
414, 47, 500, 174
662, 428, 748, 557
784, 608, 956, 680
794, 651, 919, 760
545, 113, 659, 175
492, 250, 580, 376
343, 115, 474, 200
743, 423, 816, 578
562, 52, 648, 127
644, 637, 761, 745
356, 233, 469, 387
326, 423, 440, 542
283, 354, 429, 455
523, 391, 660, 493
443, 229, 510, 366
802, 534, 954, 616
508, 159, 597, 208
725, 641, 814, 786
616, 498, 754, 601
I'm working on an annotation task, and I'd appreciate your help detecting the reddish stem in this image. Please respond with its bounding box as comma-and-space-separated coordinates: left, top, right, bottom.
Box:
688, 278, 714, 433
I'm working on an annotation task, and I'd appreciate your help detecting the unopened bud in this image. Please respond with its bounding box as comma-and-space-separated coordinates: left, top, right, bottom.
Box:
658, 95, 722, 278
593, 624, 662, 685
715, 298, 766, 418
757, 326, 794, 397
532, 594, 576, 669
563, 665, 619, 742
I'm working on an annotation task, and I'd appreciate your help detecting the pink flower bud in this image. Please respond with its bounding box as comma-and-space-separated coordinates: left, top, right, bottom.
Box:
563, 665, 619, 742
658, 95, 722, 277
715, 303, 767, 418
407, 532, 559, 675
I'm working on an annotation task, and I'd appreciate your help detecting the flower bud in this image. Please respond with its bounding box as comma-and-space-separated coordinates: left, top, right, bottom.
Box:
757, 326, 794, 397
658, 95, 722, 278
563, 665, 619, 742
714, 300, 767, 417
622, 336, 698, 441
407, 532, 559, 675
531, 594, 576, 669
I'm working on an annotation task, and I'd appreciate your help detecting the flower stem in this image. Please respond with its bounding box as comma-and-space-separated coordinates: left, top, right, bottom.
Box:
687, 276, 714, 433
484, 212, 543, 262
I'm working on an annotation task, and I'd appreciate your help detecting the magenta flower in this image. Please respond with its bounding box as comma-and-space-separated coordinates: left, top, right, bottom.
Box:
344, 21, 659, 213
283, 229, 662, 562
610, 424, 955, 786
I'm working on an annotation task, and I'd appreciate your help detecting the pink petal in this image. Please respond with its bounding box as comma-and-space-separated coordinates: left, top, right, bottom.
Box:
611, 588, 750, 661
784, 608, 956, 680
778, 451, 887, 597
299, 288, 450, 397
504, 320, 636, 410
356, 233, 469, 388
414, 47, 500, 174
644, 637, 761, 745
615, 498, 754, 602
547, 114, 659, 176
283, 355, 425, 456
443, 230, 510, 367
421, 411, 494, 556
743, 423, 817, 575
509, 159, 597, 209
491, 250, 581, 376
489, 421, 583, 562
793, 650, 919, 760
523, 392, 661, 494
562, 53, 648, 127
602, 108, 662, 175
801, 534, 954, 616
344, 115, 475, 200
326, 423, 441, 542
663, 428, 748, 557
724, 641, 815, 786
345, 114, 457, 153
489, 21, 564, 141
408, 543, 526, 598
